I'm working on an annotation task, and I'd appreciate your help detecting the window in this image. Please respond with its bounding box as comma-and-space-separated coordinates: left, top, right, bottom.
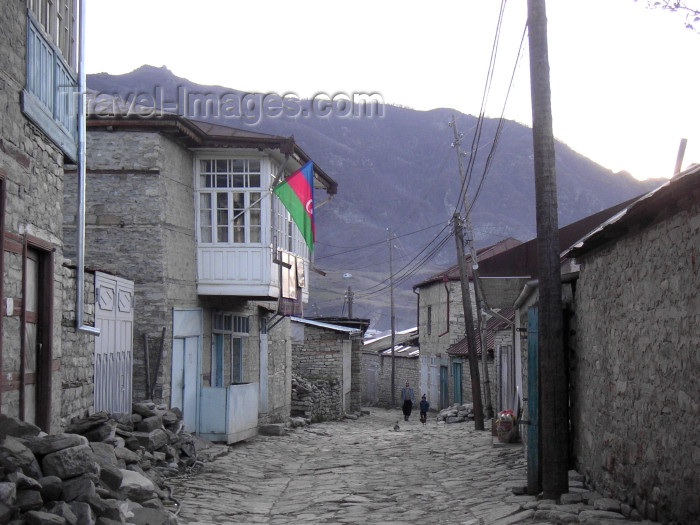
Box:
198, 159, 262, 244
24, 0, 78, 159
211, 312, 249, 387
427, 306, 432, 336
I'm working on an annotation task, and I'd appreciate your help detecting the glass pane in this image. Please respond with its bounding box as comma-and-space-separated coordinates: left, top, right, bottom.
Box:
200, 174, 213, 188
231, 159, 244, 173
216, 174, 228, 188
217, 192, 228, 208
232, 338, 242, 383
200, 226, 212, 243
215, 159, 228, 173
217, 226, 228, 243
214, 312, 223, 330
199, 193, 212, 209
249, 174, 260, 187
200, 160, 212, 173
216, 210, 228, 225
232, 193, 244, 209
249, 160, 260, 172
224, 315, 233, 331
250, 227, 261, 243
231, 174, 245, 188
233, 227, 245, 243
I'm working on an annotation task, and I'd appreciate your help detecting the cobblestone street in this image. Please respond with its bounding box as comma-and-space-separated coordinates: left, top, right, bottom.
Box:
168, 409, 665, 524
168, 409, 529, 524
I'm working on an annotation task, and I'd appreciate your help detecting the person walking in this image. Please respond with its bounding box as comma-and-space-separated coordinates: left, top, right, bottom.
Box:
400, 381, 415, 421
419, 394, 430, 425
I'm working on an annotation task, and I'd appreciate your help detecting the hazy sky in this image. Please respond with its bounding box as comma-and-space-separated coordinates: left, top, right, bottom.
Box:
86, 0, 700, 181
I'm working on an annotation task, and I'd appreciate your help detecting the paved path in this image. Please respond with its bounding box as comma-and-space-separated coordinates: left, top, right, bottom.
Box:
168, 409, 656, 524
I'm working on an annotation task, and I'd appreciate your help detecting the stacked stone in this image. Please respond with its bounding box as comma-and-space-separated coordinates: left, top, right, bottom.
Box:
436, 403, 475, 424
290, 376, 342, 422
0, 401, 204, 524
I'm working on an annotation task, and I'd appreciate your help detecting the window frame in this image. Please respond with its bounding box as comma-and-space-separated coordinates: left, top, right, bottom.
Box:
196, 156, 265, 246
211, 311, 249, 387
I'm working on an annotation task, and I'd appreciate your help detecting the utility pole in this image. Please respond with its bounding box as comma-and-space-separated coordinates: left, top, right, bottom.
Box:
472, 272, 494, 419
345, 286, 354, 318
527, 0, 568, 498
449, 114, 485, 430
389, 227, 396, 407
452, 214, 484, 430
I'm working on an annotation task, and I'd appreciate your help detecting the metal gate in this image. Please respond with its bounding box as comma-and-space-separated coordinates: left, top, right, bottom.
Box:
94, 272, 134, 414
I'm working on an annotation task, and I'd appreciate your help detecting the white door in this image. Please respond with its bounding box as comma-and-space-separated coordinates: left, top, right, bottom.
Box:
94, 272, 134, 414
171, 309, 202, 432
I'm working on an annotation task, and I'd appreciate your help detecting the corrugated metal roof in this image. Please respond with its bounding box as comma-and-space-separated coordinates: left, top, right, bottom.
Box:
379, 345, 420, 358
290, 316, 361, 334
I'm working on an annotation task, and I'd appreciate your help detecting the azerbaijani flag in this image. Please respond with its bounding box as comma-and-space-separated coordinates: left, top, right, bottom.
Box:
273, 161, 315, 253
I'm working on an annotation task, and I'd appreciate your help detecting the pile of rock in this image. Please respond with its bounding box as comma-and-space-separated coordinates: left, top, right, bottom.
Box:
437, 403, 475, 424
0, 401, 206, 524
291, 376, 342, 422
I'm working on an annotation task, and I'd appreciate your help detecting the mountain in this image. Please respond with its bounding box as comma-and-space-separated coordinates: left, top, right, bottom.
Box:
87, 65, 663, 330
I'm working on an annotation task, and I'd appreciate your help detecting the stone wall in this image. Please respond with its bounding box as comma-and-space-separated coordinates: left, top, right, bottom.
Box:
0, 1, 85, 433
59, 264, 97, 427
450, 356, 496, 413
361, 352, 419, 408
292, 324, 350, 418
291, 375, 342, 422
63, 130, 198, 404
572, 202, 700, 524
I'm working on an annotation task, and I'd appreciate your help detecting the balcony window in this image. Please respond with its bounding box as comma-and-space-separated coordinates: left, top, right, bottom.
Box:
23, 0, 78, 160
198, 159, 262, 245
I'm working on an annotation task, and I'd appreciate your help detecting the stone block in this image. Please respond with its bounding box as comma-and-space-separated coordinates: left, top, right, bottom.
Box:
119, 469, 155, 502
99, 462, 123, 492
89, 442, 118, 467
15, 489, 43, 511
0, 482, 16, 505
24, 434, 86, 458
594, 498, 621, 512
132, 430, 168, 452
0, 435, 43, 479
135, 416, 163, 433
38, 476, 63, 503
42, 445, 99, 480
0, 502, 12, 524
46, 501, 78, 525
23, 510, 67, 525
114, 446, 140, 464
0, 414, 41, 439
62, 475, 95, 502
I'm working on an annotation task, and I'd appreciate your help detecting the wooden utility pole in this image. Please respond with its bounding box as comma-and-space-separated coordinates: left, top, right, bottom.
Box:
472, 275, 494, 419
389, 227, 396, 406
452, 214, 484, 430
527, 0, 569, 498
450, 116, 485, 430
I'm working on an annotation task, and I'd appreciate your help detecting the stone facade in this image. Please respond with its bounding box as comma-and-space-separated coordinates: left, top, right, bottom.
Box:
59, 264, 97, 427
62, 128, 295, 437
291, 322, 355, 418
0, 1, 94, 433
417, 279, 497, 410
361, 351, 419, 408
572, 199, 699, 524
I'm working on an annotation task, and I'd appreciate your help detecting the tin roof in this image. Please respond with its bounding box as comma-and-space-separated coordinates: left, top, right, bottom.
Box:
290, 316, 361, 334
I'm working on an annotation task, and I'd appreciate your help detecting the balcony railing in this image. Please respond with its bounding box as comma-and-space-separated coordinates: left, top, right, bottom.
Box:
22, 10, 78, 160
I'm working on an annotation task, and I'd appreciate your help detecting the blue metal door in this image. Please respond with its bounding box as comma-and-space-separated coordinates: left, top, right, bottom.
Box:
440, 365, 449, 409
453, 362, 463, 404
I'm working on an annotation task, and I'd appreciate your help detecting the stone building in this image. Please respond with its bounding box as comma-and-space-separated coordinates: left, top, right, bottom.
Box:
361, 328, 419, 407
413, 238, 520, 411
62, 110, 338, 443
564, 165, 699, 524
291, 317, 362, 419
0, 0, 99, 432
